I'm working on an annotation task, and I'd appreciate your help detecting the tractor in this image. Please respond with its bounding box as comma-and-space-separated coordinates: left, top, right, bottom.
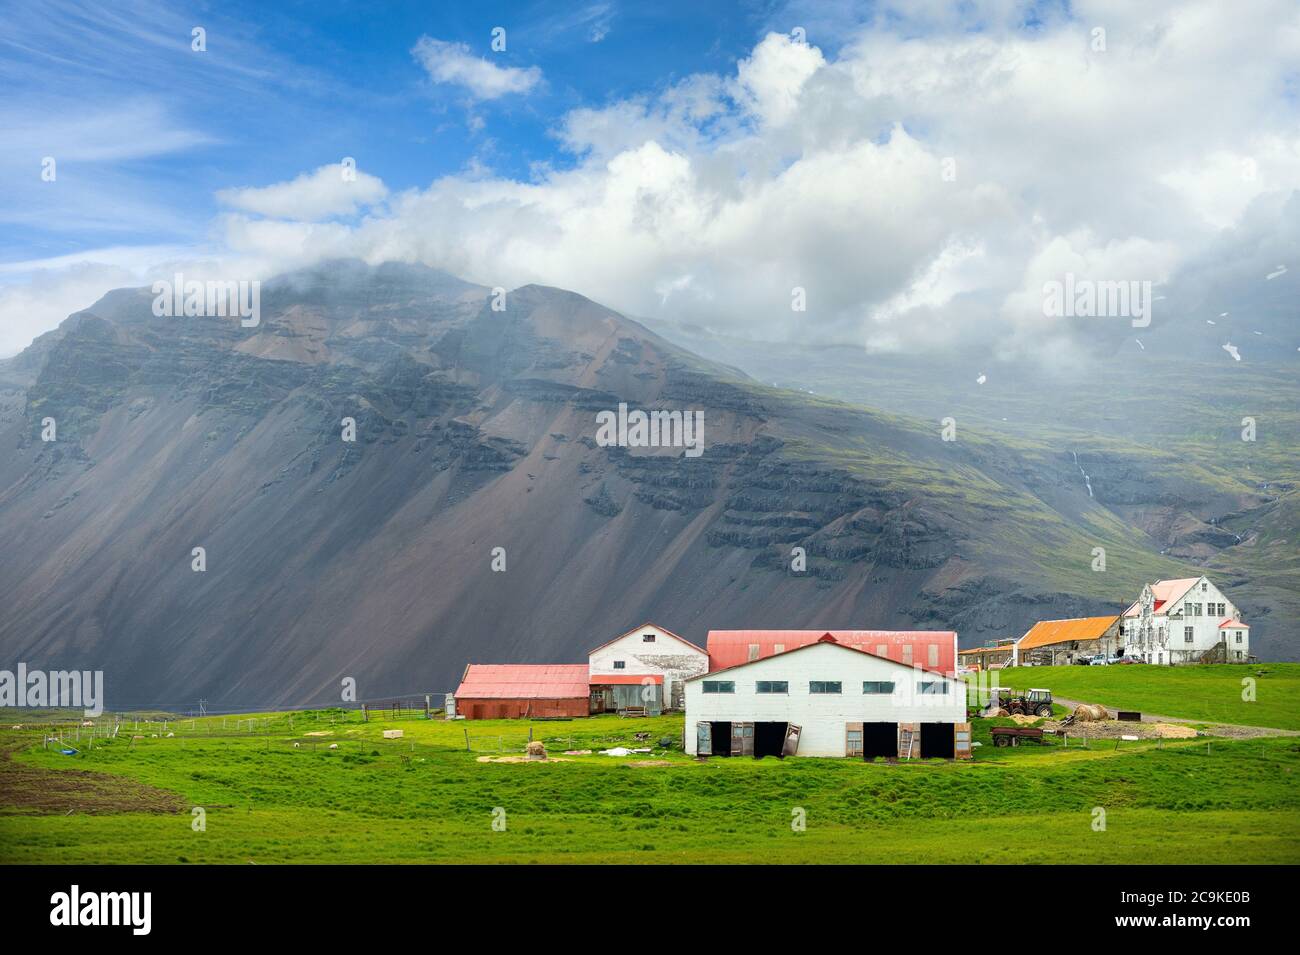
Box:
992, 687, 1054, 717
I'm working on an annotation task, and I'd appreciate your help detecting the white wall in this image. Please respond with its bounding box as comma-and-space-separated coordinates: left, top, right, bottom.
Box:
588, 624, 709, 708
684, 642, 966, 757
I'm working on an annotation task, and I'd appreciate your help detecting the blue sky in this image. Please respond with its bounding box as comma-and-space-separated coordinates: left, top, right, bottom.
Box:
0, 0, 1296, 361
0, 0, 802, 263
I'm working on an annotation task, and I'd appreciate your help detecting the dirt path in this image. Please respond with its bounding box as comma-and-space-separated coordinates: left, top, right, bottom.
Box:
0, 736, 187, 815
1054, 698, 1300, 739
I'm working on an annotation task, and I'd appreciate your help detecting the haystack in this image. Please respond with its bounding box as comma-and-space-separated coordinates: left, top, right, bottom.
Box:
525, 740, 547, 760
1072, 703, 1109, 722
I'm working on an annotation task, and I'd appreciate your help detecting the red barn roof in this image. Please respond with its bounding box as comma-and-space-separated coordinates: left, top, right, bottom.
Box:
454, 664, 589, 700
706, 629, 958, 675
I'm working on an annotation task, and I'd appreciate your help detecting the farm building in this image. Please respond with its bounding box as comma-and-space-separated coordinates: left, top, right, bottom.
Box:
452, 622, 707, 718
1120, 576, 1251, 664
451, 664, 591, 719
957, 639, 1017, 670
1014, 615, 1121, 666
588, 623, 708, 712
684, 634, 970, 759
707, 629, 959, 676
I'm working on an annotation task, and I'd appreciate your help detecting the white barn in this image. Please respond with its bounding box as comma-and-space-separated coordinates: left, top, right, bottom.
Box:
1121, 576, 1251, 664
684, 634, 970, 759
588, 622, 709, 712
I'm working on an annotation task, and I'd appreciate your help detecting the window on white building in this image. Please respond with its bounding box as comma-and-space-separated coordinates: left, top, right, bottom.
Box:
1201, 582, 1208, 592
918, 681, 949, 694
809, 681, 842, 694
756, 681, 788, 694
642, 633, 655, 642
1184, 627, 1194, 643
863, 681, 896, 694
1235, 631, 1243, 643
613, 660, 625, 669
702, 681, 734, 693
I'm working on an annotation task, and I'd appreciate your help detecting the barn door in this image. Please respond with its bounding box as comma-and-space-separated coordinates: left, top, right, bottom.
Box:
845, 721, 863, 758
782, 724, 802, 757
732, 722, 753, 756
954, 722, 972, 760
696, 722, 712, 756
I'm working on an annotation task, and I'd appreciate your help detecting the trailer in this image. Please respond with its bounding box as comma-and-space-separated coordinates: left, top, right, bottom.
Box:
991, 726, 1053, 747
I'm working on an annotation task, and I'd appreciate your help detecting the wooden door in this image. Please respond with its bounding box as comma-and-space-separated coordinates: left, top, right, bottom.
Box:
782, 724, 802, 757
696, 721, 712, 756
845, 721, 863, 757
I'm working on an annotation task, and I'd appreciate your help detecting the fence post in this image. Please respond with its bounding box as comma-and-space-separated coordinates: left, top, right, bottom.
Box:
464, 727, 470, 752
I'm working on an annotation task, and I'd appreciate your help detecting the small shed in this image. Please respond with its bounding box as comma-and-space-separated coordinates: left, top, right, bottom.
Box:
453, 664, 591, 719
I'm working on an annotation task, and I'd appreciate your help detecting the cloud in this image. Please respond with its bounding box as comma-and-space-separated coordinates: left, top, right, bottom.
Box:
8, 2, 1300, 364
411, 36, 542, 100
216, 163, 388, 221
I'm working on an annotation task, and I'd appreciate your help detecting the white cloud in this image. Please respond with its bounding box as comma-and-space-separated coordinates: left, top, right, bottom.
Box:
216, 163, 388, 221
411, 36, 542, 100
8, 1, 1300, 362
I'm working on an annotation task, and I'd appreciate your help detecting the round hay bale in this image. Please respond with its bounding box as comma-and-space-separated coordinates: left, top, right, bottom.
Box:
988, 707, 1010, 718
1073, 703, 1110, 722
525, 740, 547, 759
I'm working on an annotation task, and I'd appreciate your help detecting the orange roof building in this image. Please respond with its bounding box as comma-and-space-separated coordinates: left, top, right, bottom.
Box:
1015, 615, 1122, 665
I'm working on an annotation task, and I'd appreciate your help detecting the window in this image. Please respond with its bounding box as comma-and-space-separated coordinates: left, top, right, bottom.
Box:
773, 643, 785, 654
927, 644, 939, 667
1184, 627, 1194, 643
876, 643, 888, 657
756, 681, 788, 694
901, 645, 913, 665
747, 643, 760, 661
918, 681, 949, 694
1201, 582, 1207, 592
1235, 631, 1243, 643
846, 728, 863, 757
809, 681, 842, 694
613, 660, 626, 669
702, 681, 734, 694
642, 633, 655, 643
863, 681, 896, 694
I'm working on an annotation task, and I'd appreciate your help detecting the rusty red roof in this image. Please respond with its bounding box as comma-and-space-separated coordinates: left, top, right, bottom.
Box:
706, 629, 958, 675
589, 673, 664, 685
689, 635, 958, 682
454, 664, 589, 700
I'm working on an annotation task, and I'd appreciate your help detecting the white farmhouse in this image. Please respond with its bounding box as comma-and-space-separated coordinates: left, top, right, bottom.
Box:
588, 622, 708, 713
684, 634, 970, 759
1121, 576, 1250, 664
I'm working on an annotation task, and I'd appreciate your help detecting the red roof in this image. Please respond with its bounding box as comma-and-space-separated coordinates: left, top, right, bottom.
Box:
1123, 578, 1201, 617
706, 629, 958, 675
690, 635, 957, 681
454, 664, 590, 700
589, 673, 664, 685
1219, 619, 1249, 629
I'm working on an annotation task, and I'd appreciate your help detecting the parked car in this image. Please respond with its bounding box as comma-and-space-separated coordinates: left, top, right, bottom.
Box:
1087, 654, 1109, 666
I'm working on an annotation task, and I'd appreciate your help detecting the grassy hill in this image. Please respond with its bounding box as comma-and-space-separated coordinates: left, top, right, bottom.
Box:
3, 706, 1298, 864
997, 663, 1300, 730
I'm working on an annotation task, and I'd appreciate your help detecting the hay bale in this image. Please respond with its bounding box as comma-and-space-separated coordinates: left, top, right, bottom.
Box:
1073, 703, 1110, 722
525, 740, 547, 760
987, 707, 1010, 718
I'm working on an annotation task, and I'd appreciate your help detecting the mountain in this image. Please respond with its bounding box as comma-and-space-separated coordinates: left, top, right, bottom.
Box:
0, 261, 1293, 709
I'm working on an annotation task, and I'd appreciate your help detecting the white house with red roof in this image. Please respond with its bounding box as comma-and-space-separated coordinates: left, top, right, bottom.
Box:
588, 622, 708, 712
1121, 576, 1250, 664
684, 634, 970, 759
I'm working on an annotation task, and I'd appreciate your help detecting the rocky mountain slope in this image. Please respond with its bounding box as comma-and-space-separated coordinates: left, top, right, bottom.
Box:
0, 261, 1289, 709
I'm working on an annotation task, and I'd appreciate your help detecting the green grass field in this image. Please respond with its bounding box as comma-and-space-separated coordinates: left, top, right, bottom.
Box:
996, 663, 1300, 730
2, 696, 1298, 864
